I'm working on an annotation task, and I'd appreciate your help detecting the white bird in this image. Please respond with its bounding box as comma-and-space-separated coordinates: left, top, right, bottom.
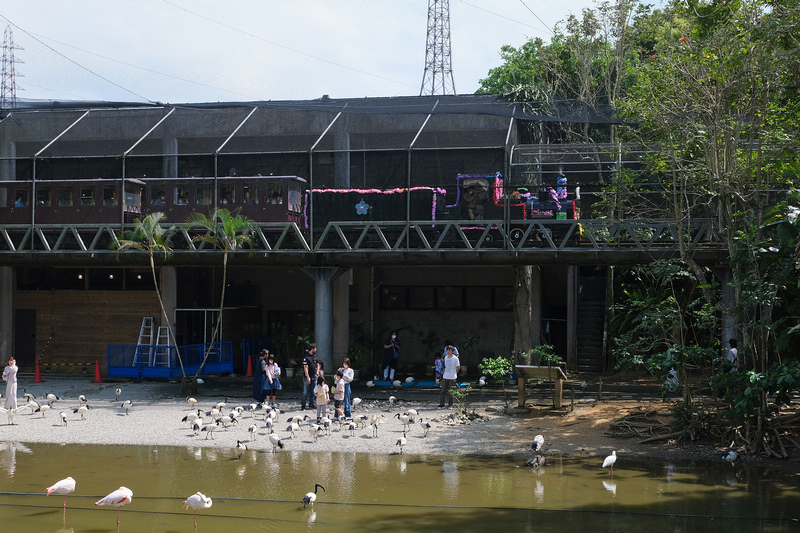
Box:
186, 397, 198, 409
722, 451, 740, 463
602, 480, 617, 495
351, 397, 362, 410
405, 376, 414, 384
248, 424, 258, 440
45, 392, 60, 403
347, 421, 357, 436
201, 424, 218, 439
406, 408, 418, 419
183, 491, 212, 530
236, 439, 248, 453
182, 410, 202, 426
388, 396, 397, 407
366, 380, 375, 388
602, 451, 617, 475
95, 486, 133, 527
392, 380, 402, 388
395, 413, 413, 432
73, 405, 90, 420
192, 419, 204, 435
35, 404, 51, 417
22, 389, 36, 402
478, 376, 487, 387
46, 476, 76, 510
531, 434, 545, 453
287, 422, 300, 438
269, 433, 284, 452
196, 378, 204, 384
396, 432, 407, 454
78, 394, 87, 405
60, 411, 68, 426
214, 398, 228, 410
121, 400, 133, 415
264, 417, 274, 433
303, 483, 325, 508
420, 418, 432, 437
114, 388, 122, 401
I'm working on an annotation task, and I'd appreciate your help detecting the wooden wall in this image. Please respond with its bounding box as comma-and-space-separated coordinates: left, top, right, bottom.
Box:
14, 290, 160, 374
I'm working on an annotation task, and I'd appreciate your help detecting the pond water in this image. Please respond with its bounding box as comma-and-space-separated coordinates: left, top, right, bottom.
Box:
0, 440, 797, 532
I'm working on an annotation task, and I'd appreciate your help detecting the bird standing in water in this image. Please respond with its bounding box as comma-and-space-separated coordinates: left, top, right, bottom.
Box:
183, 491, 212, 531
602, 451, 617, 475
95, 486, 133, 530
303, 483, 325, 508
46, 476, 76, 510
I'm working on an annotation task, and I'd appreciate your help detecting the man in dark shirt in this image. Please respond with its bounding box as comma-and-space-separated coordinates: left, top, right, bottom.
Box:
301, 344, 319, 410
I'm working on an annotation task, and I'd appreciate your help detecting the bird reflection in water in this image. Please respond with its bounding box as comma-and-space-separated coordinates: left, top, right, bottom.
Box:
602, 480, 617, 496
1, 441, 32, 477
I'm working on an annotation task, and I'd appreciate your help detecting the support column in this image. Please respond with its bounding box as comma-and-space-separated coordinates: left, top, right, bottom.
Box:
332, 271, 350, 367
302, 267, 347, 373
160, 266, 177, 343
566, 265, 578, 371
0, 266, 12, 361
531, 266, 542, 347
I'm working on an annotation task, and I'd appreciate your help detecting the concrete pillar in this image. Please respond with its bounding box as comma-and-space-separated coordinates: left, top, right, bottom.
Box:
302, 267, 347, 372
0, 266, 12, 361
356, 267, 374, 369
160, 266, 177, 343
531, 266, 542, 347
162, 135, 178, 179
332, 271, 350, 367
566, 265, 578, 371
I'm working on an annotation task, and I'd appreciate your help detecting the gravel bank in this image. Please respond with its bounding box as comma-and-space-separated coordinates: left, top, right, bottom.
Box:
0, 377, 534, 457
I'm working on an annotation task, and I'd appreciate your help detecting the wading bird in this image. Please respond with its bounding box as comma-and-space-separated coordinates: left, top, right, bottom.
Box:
183, 491, 212, 531
531, 434, 545, 453
121, 400, 133, 415
602, 451, 617, 475
46, 476, 76, 510
303, 483, 325, 508
269, 433, 284, 452
396, 432, 407, 454
95, 486, 133, 529
114, 388, 122, 401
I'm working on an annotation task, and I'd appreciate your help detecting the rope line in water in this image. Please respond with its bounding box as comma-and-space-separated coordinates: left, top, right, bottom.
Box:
0, 493, 792, 523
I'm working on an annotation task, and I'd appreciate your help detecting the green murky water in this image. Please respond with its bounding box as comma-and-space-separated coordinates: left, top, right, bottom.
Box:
0, 441, 797, 532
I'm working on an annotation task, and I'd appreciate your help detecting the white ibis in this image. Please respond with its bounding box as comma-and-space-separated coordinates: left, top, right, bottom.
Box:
114, 388, 122, 401
46, 476, 76, 510
392, 380, 402, 388
186, 397, 198, 409
287, 422, 300, 438
478, 376, 487, 387
395, 413, 413, 432
236, 440, 248, 455
121, 400, 133, 415
73, 405, 90, 420
396, 432, 407, 454
183, 491, 212, 530
45, 392, 60, 403
366, 380, 375, 388
347, 421, 356, 436
182, 410, 202, 427
531, 434, 545, 453
201, 424, 218, 439
388, 396, 397, 408
405, 376, 414, 384
351, 397, 362, 410
269, 433, 284, 452
248, 424, 258, 440
303, 483, 325, 508
602, 451, 617, 475
0, 407, 17, 425
95, 486, 133, 528
59, 411, 67, 426
35, 404, 51, 417
264, 417, 274, 433
22, 389, 36, 402
722, 451, 741, 463
78, 394, 87, 405
420, 418, 432, 437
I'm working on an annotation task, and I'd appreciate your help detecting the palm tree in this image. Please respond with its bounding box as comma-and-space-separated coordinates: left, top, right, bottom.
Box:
186, 208, 257, 377
116, 212, 186, 381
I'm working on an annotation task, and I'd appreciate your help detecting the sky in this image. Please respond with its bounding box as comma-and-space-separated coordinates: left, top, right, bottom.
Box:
0, 0, 598, 105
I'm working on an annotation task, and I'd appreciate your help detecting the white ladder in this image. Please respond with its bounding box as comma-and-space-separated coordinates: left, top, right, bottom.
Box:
153, 326, 171, 367
135, 317, 155, 366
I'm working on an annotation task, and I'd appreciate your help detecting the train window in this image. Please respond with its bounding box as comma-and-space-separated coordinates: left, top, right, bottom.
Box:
13, 190, 28, 207
80, 187, 95, 206
196, 185, 211, 205
151, 186, 166, 206
243, 185, 258, 205
219, 186, 235, 205
174, 186, 188, 205
58, 188, 73, 207
268, 184, 283, 204
37, 188, 51, 207
103, 186, 117, 206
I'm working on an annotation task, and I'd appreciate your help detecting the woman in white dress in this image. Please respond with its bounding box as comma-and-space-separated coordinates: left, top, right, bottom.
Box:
2, 356, 18, 409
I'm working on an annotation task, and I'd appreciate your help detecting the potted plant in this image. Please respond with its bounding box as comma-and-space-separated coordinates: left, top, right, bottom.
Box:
460, 334, 480, 376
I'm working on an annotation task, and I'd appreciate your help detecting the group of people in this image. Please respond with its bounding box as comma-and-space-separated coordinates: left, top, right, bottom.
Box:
252, 344, 355, 422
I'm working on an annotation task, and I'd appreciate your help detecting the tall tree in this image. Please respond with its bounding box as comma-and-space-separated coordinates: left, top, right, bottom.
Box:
186, 208, 257, 377
116, 212, 186, 380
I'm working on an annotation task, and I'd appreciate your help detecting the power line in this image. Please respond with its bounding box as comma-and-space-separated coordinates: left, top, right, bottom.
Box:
0, 15, 156, 104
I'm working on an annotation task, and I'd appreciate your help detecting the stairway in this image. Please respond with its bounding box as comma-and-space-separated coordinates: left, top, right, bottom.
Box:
576, 275, 607, 373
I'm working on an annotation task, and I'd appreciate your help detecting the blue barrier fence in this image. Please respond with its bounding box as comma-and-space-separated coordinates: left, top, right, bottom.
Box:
107, 341, 233, 381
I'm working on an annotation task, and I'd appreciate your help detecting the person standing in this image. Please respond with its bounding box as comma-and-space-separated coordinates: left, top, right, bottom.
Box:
438, 346, 460, 408
382, 330, 400, 381
253, 349, 268, 401
301, 344, 319, 411
341, 358, 354, 419
333, 370, 345, 420
3, 356, 18, 410
263, 353, 281, 408
313, 376, 329, 422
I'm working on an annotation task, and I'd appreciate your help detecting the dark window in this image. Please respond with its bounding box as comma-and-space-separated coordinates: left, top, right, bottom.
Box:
380, 287, 407, 309
465, 287, 492, 310
409, 287, 435, 309
437, 286, 463, 309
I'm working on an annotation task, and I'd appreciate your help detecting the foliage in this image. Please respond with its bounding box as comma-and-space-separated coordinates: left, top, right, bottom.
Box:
185, 208, 257, 377
528, 344, 561, 367
479, 356, 513, 407
448, 384, 474, 416
116, 212, 185, 379
460, 334, 480, 363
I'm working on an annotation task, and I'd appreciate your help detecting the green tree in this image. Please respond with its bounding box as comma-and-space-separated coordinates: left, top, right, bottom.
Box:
116, 212, 186, 381
186, 208, 257, 377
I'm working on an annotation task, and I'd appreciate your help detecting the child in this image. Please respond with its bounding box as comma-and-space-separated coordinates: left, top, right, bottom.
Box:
264, 353, 281, 408
434, 353, 444, 385
313, 375, 329, 422
333, 370, 345, 420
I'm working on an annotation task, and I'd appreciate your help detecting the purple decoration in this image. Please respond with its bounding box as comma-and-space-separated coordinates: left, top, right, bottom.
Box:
355, 199, 370, 215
